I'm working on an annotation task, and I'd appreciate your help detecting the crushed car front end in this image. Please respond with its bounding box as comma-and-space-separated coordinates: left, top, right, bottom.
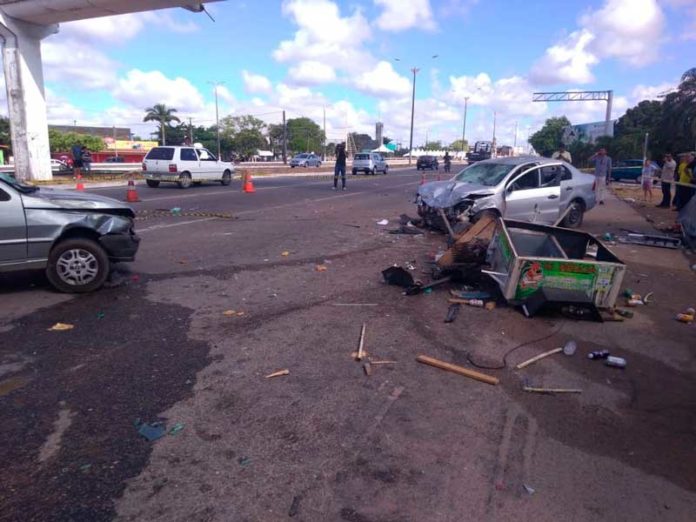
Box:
415, 180, 501, 230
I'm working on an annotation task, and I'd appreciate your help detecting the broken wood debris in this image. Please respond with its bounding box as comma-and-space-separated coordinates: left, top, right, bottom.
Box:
356, 323, 366, 361
416, 354, 499, 385
523, 386, 582, 394
265, 369, 289, 379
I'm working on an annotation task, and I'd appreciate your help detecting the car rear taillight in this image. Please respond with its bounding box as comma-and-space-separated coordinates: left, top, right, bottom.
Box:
141, 162, 146, 171
169, 163, 178, 173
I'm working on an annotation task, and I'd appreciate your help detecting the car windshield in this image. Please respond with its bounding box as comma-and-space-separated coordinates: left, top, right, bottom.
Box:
295, 154, 308, 159
453, 162, 515, 187
355, 154, 369, 160
0, 173, 39, 194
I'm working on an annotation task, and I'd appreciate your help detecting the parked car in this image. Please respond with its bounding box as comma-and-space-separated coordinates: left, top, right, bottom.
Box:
0, 173, 140, 293
50, 159, 69, 171
610, 159, 642, 183
351, 153, 389, 175
416, 156, 596, 229
466, 141, 493, 163
417, 155, 439, 170
142, 146, 234, 188
289, 153, 322, 168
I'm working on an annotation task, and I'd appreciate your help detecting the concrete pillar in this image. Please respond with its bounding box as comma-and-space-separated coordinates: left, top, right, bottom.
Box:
0, 14, 57, 181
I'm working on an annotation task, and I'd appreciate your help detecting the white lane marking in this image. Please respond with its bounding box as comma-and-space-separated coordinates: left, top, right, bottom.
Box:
134, 179, 418, 233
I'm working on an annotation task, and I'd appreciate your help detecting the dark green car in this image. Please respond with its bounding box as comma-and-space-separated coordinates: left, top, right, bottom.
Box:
610, 159, 643, 183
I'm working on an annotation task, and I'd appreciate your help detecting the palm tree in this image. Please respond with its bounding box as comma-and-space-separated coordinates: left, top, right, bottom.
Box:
143, 104, 180, 145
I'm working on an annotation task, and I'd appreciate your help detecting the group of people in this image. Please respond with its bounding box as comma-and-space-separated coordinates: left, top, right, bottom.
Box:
552, 143, 695, 210
71, 143, 92, 177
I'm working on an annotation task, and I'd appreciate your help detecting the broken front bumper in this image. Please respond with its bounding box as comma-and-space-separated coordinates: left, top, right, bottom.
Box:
100, 228, 140, 262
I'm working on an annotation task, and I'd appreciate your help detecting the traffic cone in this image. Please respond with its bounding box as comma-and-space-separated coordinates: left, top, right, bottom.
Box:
75, 172, 85, 191
243, 172, 256, 193
126, 177, 140, 203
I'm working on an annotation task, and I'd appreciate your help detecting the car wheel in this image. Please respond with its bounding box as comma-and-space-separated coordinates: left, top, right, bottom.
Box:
291, 165, 295, 168
384, 166, 389, 175
146, 179, 160, 188
352, 169, 357, 175
46, 238, 110, 293
317, 162, 322, 168
221, 170, 232, 186
562, 201, 584, 228
371, 168, 377, 175
177, 172, 192, 189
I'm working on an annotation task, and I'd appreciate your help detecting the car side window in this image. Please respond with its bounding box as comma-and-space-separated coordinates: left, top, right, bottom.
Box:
198, 149, 217, 161
510, 169, 540, 191
180, 148, 197, 161
0, 187, 10, 202
540, 166, 561, 187
561, 166, 573, 181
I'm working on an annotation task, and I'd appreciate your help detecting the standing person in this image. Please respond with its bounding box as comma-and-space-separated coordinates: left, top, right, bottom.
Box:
657, 153, 676, 207
333, 142, 347, 191
675, 152, 695, 211
81, 146, 92, 175
552, 143, 572, 163
71, 142, 83, 179
590, 148, 612, 205
641, 158, 656, 202
443, 151, 452, 173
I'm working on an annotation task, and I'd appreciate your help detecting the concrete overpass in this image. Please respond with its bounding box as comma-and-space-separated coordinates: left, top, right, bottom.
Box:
0, 0, 221, 181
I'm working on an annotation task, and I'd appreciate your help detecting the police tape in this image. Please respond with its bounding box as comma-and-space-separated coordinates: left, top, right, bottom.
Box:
135, 209, 235, 220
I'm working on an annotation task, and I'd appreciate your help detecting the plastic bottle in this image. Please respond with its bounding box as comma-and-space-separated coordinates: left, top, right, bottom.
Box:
588, 350, 610, 360
467, 299, 484, 307
605, 356, 627, 368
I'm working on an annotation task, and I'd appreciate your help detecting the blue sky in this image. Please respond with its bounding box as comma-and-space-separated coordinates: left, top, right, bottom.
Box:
5, 0, 695, 148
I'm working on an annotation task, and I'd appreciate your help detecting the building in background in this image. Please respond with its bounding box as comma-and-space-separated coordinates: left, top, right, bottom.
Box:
375, 122, 384, 148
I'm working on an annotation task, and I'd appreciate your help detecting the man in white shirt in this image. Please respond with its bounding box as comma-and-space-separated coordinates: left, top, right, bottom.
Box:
551, 144, 572, 164
657, 153, 676, 208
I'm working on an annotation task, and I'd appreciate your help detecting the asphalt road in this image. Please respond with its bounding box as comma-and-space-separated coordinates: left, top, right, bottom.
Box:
1, 169, 696, 522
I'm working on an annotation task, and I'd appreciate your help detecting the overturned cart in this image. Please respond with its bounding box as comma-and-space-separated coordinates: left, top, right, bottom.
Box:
483, 220, 626, 314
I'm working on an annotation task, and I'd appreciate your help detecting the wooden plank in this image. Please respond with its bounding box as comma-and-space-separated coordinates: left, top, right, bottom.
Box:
437, 214, 497, 268
416, 354, 499, 385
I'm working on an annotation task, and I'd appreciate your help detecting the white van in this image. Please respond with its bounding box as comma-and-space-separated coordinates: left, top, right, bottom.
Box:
142, 146, 234, 188
351, 153, 389, 175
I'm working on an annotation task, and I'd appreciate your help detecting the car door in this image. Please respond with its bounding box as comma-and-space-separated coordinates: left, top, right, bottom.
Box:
558, 165, 574, 209
504, 165, 561, 223
179, 147, 201, 179
373, 154, 383, 172
197, 148, 219, 177
0, 184, 28, 262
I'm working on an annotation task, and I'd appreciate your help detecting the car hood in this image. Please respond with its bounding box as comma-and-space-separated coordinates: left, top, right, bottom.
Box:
417, 180, 495, 208
21, 188, 135, 217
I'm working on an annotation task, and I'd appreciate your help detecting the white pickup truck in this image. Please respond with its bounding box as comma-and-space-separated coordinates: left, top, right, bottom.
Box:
142, 145, 234, 188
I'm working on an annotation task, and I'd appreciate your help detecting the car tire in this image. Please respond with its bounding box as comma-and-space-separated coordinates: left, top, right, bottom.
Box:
562, 200, 585, 228
371, 168, 377, 175
46, 238, 110, 294
146, 179, 160, 188
384, 166, 389, 175
352, 169, 357, 175
317, 162, 322, 168
177, 172, 192, 189
221, 170, 232, 186
291, 165, 295, 168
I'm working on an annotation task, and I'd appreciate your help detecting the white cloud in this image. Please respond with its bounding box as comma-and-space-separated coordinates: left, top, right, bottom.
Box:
630, 82, 676, 101
374, 0, 436, 31
241, 70, 273, 94
42, 40, 119, 89
437, 0, 479, 17
448, 73, 547, 117
353, 61, 411, 97
529, 29, 598, 85
112, 69, 206, 113
530, 0, 665, 85
288, 61, 337, 86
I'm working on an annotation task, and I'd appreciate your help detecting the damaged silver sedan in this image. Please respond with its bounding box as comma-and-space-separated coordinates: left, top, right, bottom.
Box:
0, 173, 140, 293
416, 156, 596, 230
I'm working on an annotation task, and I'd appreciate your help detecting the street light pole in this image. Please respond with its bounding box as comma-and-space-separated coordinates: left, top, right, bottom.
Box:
461, 96, 469, 155
492, 111, 497, 158
208, 80, 224, 159
408, 67, 419, 166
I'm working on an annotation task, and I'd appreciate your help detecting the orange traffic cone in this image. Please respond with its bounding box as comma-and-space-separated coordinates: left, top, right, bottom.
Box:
243, 172, 256, 193
75, 172, 85, 191
126, 177, 140, 203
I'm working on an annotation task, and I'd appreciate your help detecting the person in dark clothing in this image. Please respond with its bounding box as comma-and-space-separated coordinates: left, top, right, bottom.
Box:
71, 143, 83, 178
81, 146, 92, 175
443, 151, 452, 173
334, 142, 347, 190
657, 153, 676, 207
674, 153, 695, 211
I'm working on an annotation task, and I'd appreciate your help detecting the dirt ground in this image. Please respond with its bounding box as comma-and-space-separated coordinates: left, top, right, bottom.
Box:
2, 177, 695, 522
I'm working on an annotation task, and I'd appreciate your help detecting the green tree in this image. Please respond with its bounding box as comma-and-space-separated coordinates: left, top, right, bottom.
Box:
0, 116, 11, 154
220, 115, 267, 159
449, 139, 468, 152
143, 103, 181, 145
286, 117, 324, 154
424, 140, 443, 151
529, 116, 571, 157
267, 123, 285, 158
48, 129, 104, 153
350, 133, 375, 152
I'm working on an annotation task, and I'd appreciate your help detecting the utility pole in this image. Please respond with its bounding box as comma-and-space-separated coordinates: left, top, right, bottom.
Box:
513, 121, 518, 150
408, 67, 419, 166
282, 110, 287, 164
492, 111, 497, 158
208, 80, 224, 158
113, 125, 118, 159
642, 132, 650, 160
188, 117, 193, 143
461, 96, 469, 155
323, 106, 326, 160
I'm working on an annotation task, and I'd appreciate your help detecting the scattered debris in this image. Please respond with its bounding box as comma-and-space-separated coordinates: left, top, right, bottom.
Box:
676, 307, 695, 323
377, 219, 389, 225
168, 422, 185, 436
388, 225, 424, 235
362, 361, 373, 376
48, 322, 74, 332
265, 369, 289, 379
136, 421, 166, 442
343, 224, 361, 229
370, 360, 397, 365
356, 323, 366, 361
96, 311, 105, 320
615, 308, 634, 318
404, 276, 452, 296
238, 456, 252, 467
281, 251, 290, 257
170, 207, 182, 216
382, 266, 415, 288
331, 303, 378, 307
605, 356, 627, 369
617, 232, 681, 249
448, 298, 485, 307
523, 484, 536, 495
223, 310, 245, 317
588, 350, 610, 359
416, 354, 499, 385
515, 340, 576, 370
450, 289, 492, 300
444, 303, 460, 323
315, 264, 328, 272
523, 386, 582, 394
643, 292, 654, 303
437, 213, 497, 268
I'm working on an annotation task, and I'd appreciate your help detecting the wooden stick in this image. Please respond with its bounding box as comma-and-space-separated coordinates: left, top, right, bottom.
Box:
515, 347, 563, 370
523, 386, 582, 394
416, 355, 499, 385
356, 323, 366, 361
438, 208, 456, 240
370, 360, 397, 365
